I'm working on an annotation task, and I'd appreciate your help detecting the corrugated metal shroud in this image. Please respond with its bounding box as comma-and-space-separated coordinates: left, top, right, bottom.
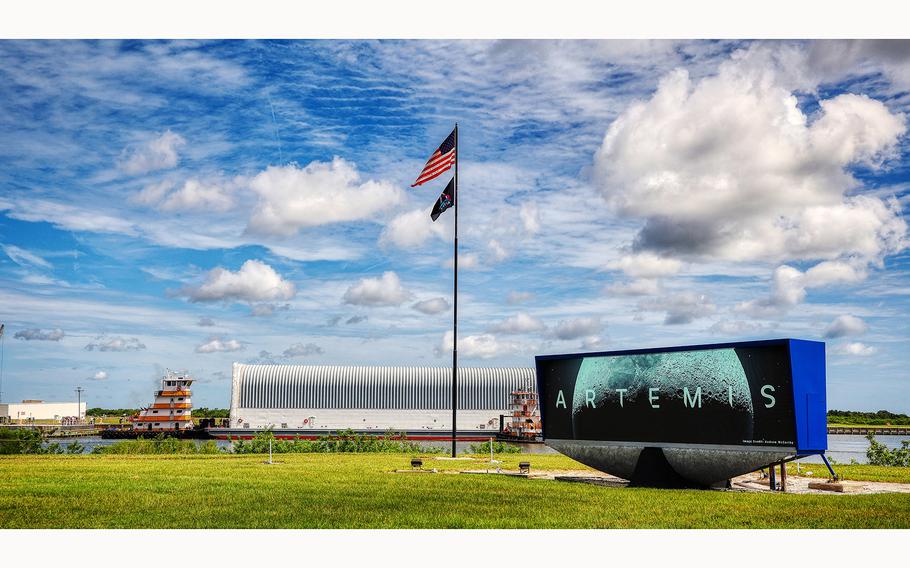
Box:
234, 364, 536, 410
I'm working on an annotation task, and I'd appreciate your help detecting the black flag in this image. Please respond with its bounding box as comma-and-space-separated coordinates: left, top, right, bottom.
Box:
430, 177, 455, 222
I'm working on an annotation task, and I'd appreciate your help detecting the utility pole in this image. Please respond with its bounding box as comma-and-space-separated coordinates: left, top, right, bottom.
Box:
75, 386, 84, 424
0, 322, 5, 404
451, 122, 458, 458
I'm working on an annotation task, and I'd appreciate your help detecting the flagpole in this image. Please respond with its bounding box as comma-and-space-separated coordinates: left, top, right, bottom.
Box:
451, 122, 458, 458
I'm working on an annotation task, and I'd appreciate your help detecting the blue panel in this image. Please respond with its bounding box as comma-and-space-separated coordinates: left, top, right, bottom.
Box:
788, 339, 827, 453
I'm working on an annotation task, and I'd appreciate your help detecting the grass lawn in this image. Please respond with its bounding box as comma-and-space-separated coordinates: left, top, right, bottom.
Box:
2, 453, 909, 529
788, 462, 910, 484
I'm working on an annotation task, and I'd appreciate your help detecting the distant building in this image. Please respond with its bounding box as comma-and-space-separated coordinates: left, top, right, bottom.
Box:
227, 363, 536, 434
0, 400, 86, 422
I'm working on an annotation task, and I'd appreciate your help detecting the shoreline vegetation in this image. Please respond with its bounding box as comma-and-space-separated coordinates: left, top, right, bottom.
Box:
5, 407, 903, 428
6, 409, 910, 430
230, 430, 444, 454
2, 427, 910, 465
2, 427, 909, 475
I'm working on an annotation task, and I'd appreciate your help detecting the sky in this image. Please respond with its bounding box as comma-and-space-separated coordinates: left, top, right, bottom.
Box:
0, 39, 908, 411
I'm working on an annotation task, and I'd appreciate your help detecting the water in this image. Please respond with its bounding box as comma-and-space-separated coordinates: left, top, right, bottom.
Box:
43, 434, 907, 463
796, 434, 907, 465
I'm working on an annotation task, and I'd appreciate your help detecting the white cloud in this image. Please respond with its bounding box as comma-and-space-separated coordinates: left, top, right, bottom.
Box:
84, 336, 146, 352
380, 206, 449, 249
519, 201, 541, 234
507, 291, 535, 304
803, 260, 868, 287
247, 158, 403, 236
738, 261, 867, 314
184, 260, 296, 304
607, 252, 682, 278
195, 337, 244, 353
282, 342, 324, 357
640, 292, 716, 325
550, 316, 604, 340
250, 303, 290, 317
435, 330, 523, 359
342, 271, 412, 307
197, 316, 215, 327
130, 180, 174, 206
708, 320, 771, 336
808, 40, 910, 92
2, 245, 52, 269
832, 342, 878, 356
120, 130, 185, 175
581, 336, 606, 351
487, 239, 509, 262
444, 253, 479, 270
823, 315, 868, 339
489, 312, 546, 335
158, 178, 236, 212
412, 297, 451, 315
606, 278, 661, 296
89, 370, 108, 381
592, 45, 907, 273
20, 274, 71, 287
14, 328, 64, 341
0, 197, 137, 236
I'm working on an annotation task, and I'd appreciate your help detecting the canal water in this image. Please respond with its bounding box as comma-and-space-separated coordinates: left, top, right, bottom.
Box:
45, 434, 907, 464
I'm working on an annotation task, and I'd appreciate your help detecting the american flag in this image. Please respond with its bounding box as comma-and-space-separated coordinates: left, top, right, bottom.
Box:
411, 128, 456, 187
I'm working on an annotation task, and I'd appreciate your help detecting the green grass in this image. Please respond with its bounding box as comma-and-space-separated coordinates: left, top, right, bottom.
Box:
2, 453, 909, 529
788, 462, 910, 483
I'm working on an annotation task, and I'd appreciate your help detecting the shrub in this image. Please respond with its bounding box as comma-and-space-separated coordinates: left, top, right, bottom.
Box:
468, 440, 521, 454
0, 428, 46, 454
0, 429, 87, 454
93, 434, 227, 455
866, 434, 910, 466
231, 429, 443, 454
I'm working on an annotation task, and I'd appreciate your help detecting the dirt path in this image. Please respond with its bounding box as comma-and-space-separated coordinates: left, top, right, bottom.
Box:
451, 467, 910, 494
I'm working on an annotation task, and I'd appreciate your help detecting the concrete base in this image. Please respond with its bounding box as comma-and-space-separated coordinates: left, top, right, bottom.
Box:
808, 481, 845, 492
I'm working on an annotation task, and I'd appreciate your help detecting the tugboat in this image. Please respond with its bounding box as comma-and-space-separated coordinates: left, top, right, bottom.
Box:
497, 389, 543, 443
101, 370, 211, 439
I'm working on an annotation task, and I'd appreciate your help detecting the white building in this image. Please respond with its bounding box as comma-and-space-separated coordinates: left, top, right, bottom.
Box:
229, 363, 536, 432
0, 400, 86, 421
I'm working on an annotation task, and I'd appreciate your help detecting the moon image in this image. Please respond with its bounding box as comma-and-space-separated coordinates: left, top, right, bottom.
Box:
571, 348, 755, 444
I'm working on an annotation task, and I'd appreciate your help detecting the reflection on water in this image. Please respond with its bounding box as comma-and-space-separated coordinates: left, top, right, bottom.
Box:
796, 434, 907, 465
43, 433, 908, 464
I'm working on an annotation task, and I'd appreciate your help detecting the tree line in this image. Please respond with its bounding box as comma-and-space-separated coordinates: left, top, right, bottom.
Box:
828, 410, 910, 426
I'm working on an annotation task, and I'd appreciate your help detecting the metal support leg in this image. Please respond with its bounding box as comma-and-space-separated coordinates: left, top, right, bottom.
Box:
821, 454, 838, 481
780, 461, 787, 492
769, 463, 776, 491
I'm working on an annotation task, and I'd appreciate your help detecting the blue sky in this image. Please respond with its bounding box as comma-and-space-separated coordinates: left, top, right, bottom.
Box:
0, 40, 908, 411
